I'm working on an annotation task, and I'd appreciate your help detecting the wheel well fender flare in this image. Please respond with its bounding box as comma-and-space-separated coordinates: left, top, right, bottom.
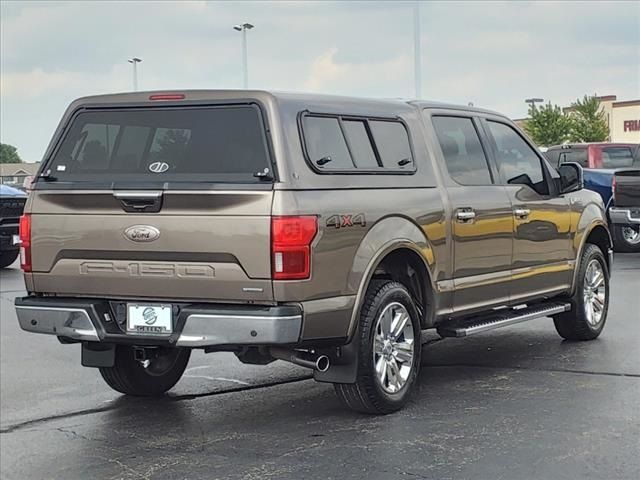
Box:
346, 216, 436, 340
570, 220, 612, 294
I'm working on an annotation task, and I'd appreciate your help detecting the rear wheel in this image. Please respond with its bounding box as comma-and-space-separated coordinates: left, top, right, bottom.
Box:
612, 223, 640, 253
334, 280, 421, 414
99, 346, 190, 396
553, 244, 609, 341
0, 250, 19, 268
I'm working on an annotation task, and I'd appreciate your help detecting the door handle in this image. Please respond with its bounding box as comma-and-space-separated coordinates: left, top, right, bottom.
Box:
456, 209, 476, 222
514, 208, 531, 219
113, 191, 163, 213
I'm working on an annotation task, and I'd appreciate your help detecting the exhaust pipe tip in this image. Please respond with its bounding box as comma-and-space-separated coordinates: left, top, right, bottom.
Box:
315, 355, 330, 372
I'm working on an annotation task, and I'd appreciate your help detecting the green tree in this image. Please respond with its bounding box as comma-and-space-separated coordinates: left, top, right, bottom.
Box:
523, 102, 572, 147
568, 94, 609, 142
0, 143, 23, 164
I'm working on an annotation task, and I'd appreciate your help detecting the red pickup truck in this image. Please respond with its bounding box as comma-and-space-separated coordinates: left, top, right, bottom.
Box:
545, 143, 638, 169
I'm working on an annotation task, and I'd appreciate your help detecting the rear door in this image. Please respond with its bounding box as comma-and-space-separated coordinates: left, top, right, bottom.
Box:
482, 119, 573, 303
429, 114, 513, 313
29, 103, 275, 302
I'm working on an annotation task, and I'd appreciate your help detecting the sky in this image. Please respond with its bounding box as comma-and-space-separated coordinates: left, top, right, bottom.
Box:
1, 0, 639, 162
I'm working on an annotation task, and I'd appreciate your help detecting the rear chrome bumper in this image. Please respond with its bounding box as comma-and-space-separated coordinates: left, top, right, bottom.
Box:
15, 304, 100, 341
15, 297, 302, 347
609, 207, 640, 224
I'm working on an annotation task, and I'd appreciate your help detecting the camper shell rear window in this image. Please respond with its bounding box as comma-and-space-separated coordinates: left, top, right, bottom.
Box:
40, 104, 273, 188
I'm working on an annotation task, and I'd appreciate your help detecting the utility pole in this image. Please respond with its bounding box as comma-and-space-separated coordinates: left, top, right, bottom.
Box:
233, 23, 254, 89
413, 2, 422, 99
127, 57, 142, 91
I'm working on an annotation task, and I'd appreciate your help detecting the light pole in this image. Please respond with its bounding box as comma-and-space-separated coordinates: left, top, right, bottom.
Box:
128, 57, 142, 91
413, 3, 422, 99
525, 97, 544, 112
233, 22, 254, 89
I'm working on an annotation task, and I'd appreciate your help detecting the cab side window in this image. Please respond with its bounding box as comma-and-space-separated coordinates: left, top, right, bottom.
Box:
432, 116, 493, 185
487, 121, 548, 195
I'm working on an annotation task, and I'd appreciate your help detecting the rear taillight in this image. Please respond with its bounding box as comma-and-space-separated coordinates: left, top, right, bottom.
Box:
271, 216, 318, 280
19, 214, 31, 272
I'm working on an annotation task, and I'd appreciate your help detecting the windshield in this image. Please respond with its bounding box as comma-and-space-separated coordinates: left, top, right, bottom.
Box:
44, 105, 272, 186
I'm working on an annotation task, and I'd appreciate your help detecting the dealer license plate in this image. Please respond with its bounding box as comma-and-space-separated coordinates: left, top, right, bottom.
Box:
127, 304, 173, 335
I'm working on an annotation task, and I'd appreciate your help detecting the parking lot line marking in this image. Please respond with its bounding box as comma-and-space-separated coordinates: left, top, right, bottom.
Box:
0, 375, 314, 434
183, 374, 250, 386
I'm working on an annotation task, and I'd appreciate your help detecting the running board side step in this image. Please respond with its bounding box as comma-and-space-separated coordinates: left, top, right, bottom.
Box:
437, 302, 571, 338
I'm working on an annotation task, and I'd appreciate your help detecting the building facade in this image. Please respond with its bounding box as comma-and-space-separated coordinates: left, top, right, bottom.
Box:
0, 163, 40, 189
607, 99, 640, 143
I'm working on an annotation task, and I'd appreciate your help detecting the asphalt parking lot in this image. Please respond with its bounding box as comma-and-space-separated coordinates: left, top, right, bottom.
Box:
1, 255, 639, 480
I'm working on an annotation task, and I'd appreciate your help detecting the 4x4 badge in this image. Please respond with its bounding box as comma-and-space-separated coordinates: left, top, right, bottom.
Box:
124, 225, 161, 243
326, 214, 366, 229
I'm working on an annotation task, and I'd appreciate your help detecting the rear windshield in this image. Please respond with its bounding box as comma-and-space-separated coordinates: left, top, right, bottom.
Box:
44, 105, 272, 186
555, 148, 588, 167
600, 146, 635, 168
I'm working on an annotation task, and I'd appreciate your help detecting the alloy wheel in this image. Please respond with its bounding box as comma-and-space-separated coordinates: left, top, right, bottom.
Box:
583, 259, 606, 326
373, 302, 415, 394
621, 225, 640, 246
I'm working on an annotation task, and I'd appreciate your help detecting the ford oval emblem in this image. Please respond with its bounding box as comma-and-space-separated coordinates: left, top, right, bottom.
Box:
124, 225, 160, 243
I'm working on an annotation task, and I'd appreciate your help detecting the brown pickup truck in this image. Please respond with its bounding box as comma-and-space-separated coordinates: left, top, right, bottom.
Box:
15, 91, 613, 413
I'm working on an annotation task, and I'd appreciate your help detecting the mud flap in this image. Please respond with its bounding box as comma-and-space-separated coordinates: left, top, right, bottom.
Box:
81, 342, 115, 368
313, 335, 359, 384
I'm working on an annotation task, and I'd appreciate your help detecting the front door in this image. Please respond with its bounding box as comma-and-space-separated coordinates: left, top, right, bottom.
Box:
430, 114, 514, 313
483, 120, 573, 303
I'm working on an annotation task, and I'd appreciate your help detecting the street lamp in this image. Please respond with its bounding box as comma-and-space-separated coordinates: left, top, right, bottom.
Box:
233, 22, 254, 89
413, 3, 422, 99
127, 57, 142, 91
525, 97, 544, 112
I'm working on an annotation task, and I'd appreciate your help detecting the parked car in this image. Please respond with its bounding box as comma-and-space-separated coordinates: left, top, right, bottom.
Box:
546, 143, 640, 252
15, 91, 612, 414
0, 184, 27, 268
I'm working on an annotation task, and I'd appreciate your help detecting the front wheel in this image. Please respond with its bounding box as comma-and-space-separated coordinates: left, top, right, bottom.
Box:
612, 223, 640, 253
99, 346, 190, 396
334, 280, 422, 414
553, 244, 609, 341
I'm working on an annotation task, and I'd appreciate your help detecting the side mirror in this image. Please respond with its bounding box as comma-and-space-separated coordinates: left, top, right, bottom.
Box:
557, 162, 583, 194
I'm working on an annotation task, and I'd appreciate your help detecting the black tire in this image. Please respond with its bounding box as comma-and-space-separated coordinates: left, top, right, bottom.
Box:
99, 346, 190, 396
612, 223, 640, 253
553, 244, 609, 341
0, 250, 19, 269
334, 280, 422, 414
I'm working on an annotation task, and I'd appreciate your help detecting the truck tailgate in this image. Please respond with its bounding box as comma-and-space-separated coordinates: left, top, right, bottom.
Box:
29, 190, 273, 302
614, 170, 640, 207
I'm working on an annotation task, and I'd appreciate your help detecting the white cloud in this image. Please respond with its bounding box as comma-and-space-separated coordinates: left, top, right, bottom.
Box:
303, 48, 412, 96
